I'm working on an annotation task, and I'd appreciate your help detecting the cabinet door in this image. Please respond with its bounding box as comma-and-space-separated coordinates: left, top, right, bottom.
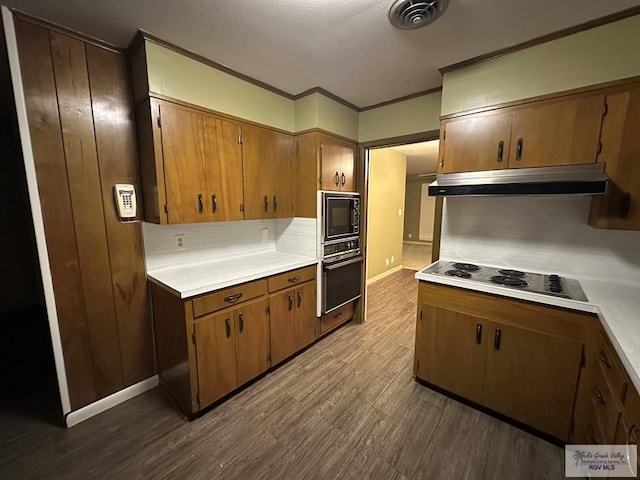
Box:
482, 321, 583, 440
320, 135, 343, 191
508, 94, 605, 169
242, 125, 275, 219
294, 132, 320, 218
294, 282, 318, 351
339, 141, 356, 192
194, 311, 238, 408
414, 305, 486, 403
439, 111, 512, 173
235, 298, 270, 385
159, 104, 207, 223
203, 115, 244, 222
272, 132, 294, 218
269, 288, 297, 365
590, 87, 640, 230
242, 127, 292, 219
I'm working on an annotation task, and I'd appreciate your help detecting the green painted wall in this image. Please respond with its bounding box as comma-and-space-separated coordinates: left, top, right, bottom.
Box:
145, 41, 295, 131
358, 92, 442, 143
441, 14, 640, 115
366, 148, 406, 282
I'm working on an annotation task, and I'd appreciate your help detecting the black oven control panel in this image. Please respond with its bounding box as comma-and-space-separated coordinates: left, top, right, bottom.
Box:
323, 237, 360, 261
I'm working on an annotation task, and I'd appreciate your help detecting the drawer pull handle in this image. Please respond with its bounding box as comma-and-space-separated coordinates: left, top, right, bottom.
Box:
591, 384, 606, 404
211, 194, 217, 214
334, 172, 340, 186
475, 323, 482, 345
224, 293, 243, 304
493, 327, 501, 351
287, 275, 301, 284
273, 195, 278, 212
297, 292, 302, 308
333, 311, 343, 319
198, 193, 204, 214
341, 172, 346, 186
238, 313, 244, 333
288, 295, 293, 311
224, 318, 231, 338
264, 195, 269, 213
598, 350, 612, 368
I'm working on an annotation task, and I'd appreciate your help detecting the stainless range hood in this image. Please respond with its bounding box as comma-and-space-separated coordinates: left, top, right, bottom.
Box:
428, 164, 608, 197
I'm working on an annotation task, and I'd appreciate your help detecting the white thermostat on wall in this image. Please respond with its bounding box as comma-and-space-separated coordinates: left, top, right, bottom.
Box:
114, 184, 137, 219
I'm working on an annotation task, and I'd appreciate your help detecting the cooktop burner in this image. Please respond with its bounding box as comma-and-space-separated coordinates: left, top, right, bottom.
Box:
490, 275, 528, 287
429, 261, 588, 302
497, 269, 526, 277
452, 263, 480, 271
445, 269, 472, 278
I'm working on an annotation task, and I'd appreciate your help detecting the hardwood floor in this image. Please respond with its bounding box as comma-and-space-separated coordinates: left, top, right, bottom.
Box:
0, 269, 565, 479
402, 242, 432, 271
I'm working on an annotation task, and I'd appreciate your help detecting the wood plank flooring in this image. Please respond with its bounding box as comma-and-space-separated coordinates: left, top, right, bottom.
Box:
0, 269, 565, 479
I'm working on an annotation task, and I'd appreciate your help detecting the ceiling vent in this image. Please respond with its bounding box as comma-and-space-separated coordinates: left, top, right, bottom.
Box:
388, 0, 449, 30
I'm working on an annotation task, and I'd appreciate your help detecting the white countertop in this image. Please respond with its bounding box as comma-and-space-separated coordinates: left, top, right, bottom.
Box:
416, 260, 640, 395
147, 251, 318, 299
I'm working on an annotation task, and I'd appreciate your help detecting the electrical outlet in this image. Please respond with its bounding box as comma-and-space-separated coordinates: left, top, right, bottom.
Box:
391, 255, 394, 263
408, 233, 412, 239
173, 233, 186, 251
260, 228, 268, 242
385, 258, 389, 266
398, 208, 402, 216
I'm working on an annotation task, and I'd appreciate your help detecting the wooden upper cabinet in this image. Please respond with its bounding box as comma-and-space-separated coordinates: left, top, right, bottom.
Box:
439, 111, 512, 174
590, 85, 640, 230
508, 94, 605, 169
320, 134, 356, 192
242, 125, 293, 219
203, 116, 244, 222
159, 104, 208, 224
438, 93, 606, 174
293, 132, 320, 218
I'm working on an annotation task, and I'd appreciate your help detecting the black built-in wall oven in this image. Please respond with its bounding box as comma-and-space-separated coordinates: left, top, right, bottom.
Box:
319, 191, 362, 315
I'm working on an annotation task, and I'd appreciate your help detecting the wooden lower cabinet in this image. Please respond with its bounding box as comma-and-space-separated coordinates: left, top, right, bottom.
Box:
414, 307, 485, 403
320, 301, 354, 334
481, 321, 582, 440
194, 311, 238, 407
269, 267, 318, 365
152, 265, 322, 417
415, 282, 594, 441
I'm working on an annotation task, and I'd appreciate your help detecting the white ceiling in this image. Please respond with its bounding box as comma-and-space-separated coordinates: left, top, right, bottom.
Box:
389, 140, 440, 176
4, 0, 640, 107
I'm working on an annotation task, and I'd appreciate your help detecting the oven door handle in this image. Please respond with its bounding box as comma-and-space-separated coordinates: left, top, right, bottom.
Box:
323, 256, 363, 270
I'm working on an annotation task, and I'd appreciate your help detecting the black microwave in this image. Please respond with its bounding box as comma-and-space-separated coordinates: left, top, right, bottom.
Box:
322, 192, 360, 241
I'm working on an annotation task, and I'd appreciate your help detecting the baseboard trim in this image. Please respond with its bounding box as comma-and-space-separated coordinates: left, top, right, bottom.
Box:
403, 240, 432, 246
367, 265, 403, 285
65, 375, 159, 428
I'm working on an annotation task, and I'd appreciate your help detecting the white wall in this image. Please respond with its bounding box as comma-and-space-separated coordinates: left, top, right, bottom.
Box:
440, 196, 640, 283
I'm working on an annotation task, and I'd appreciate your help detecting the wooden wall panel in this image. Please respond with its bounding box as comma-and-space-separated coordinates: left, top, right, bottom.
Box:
86, 44, 154, 385
15, 15, 155, 410
49, 32, 124, 398
14, 19, 97, 408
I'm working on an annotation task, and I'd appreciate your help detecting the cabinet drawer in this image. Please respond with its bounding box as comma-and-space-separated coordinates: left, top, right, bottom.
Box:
268, 265, 316, 293
590, 359, 622, 443
320, 302, 354, 334
192, 280, 267, 318
597, 330, 628, 404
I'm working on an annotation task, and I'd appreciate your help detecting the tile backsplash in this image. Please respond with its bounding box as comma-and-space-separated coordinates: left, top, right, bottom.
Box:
142, 218, 317, 272
440, 196, 640, 283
